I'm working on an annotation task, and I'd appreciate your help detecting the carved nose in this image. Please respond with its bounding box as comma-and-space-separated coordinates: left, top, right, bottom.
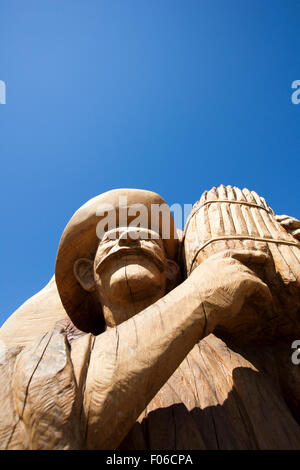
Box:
118, 231, 140, 247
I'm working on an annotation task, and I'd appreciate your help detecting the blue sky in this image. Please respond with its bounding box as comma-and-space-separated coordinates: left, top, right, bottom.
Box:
0, 0, 299, 325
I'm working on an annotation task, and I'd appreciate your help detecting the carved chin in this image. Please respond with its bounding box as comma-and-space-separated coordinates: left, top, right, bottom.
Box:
107, 264, 164, 300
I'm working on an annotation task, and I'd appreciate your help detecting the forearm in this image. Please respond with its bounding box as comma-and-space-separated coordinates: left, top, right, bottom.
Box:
83, 275, 208, 449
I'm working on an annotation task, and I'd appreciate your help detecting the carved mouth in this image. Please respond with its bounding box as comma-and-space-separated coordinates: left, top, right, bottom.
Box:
96, 247, 165, 274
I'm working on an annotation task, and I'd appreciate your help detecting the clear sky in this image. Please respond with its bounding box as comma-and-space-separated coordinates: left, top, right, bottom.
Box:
0, 0, 299, 326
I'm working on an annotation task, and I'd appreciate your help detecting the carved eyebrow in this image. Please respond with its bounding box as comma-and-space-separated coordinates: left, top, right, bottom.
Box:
101, 228, 120, 241
99, 237, 114, 244
100, 228, 163, 245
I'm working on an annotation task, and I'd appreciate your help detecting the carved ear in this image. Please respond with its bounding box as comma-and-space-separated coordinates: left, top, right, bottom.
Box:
166, 259, 180, 292
73, 258, 96, 292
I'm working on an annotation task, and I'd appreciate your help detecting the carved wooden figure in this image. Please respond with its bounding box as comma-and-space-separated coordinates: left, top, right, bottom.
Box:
0, 187, 299, 450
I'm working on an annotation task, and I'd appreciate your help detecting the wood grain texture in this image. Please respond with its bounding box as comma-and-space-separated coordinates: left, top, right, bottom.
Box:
0, 186, 299, 450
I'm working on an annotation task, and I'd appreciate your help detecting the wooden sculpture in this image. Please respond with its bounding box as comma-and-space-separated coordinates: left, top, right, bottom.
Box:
0, 186, 299, 450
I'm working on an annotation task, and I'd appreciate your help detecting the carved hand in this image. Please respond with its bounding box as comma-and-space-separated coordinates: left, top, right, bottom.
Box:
276, 214, 300, 241
188, 249, 272, 335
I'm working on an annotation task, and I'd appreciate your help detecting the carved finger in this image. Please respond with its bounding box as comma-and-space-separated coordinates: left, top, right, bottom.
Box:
275, 214, 290, 222
291, 228, 300, 240
209, 249, 270, 264
276, 216, 300, 231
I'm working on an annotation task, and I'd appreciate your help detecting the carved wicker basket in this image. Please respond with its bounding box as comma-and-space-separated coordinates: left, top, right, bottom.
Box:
183, 185, 300, 344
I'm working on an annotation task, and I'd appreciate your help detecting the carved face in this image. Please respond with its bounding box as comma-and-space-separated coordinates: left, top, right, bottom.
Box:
94, 227, 167, 303
74, 227, 179, 326
73, 226, 179, 327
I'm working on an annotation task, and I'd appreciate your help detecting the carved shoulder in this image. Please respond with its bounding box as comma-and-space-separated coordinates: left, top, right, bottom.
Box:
11, 327, 84, 449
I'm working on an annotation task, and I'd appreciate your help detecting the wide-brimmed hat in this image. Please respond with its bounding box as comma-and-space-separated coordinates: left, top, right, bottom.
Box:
55, 188, 179, 334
